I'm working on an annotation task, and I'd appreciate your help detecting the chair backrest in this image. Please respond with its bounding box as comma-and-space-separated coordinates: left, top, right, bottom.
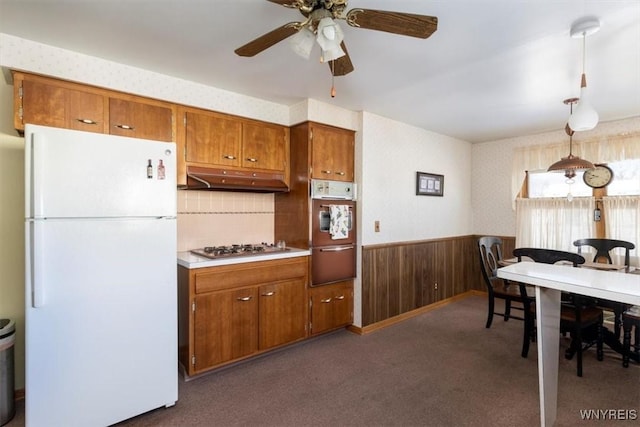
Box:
513, 247, 586, 267
573, 238, 635, 266
478, 236, 503, 289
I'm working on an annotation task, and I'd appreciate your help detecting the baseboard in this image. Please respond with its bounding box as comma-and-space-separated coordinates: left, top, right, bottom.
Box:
347, 291, 482, 335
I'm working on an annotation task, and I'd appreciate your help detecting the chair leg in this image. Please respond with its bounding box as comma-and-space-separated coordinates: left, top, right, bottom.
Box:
597, 323, 603, 362
486, 294, 495, 328
575, 329, 583, 377
623, 321, 632, 368
521, 314, 532, 358
504, 299, 511, 321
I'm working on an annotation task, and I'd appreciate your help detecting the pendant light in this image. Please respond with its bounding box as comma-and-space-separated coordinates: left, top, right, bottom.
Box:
567, 18, 600, 132
548, 98, 595, 178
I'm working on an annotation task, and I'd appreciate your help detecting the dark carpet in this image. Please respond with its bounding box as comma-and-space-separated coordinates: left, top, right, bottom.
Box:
8, 295, 639, 426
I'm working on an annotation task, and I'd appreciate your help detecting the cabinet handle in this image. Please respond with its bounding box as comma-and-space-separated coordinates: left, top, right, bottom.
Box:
246, 157, 258, 163
320, 298, 332, 304
76, 118, 98, 125
223, 155, 236, 160
335, 171, 346, 176
236, 296, 252, 302
334, 295, 345, 300
261, 291, 275, 297
114, 124, 135, 130
321, 170, 332, 174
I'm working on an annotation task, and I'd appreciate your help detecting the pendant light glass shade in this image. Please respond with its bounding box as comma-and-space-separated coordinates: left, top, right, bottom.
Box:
568, 76, 599, 131
567, 17, 600, 132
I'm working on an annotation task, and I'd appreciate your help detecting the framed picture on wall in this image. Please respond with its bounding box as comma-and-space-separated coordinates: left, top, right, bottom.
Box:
416, 172, 444, 196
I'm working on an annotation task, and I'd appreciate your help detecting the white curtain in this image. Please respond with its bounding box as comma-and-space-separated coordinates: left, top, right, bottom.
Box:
511, 133, 640, 208
515, 197, 596, 251
603, 196, 640, 266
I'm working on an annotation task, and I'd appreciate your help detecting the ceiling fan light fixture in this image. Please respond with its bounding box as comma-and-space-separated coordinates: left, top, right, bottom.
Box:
290, 27, 315, 59
316, 17, 344, 52
321, 46, 345, 62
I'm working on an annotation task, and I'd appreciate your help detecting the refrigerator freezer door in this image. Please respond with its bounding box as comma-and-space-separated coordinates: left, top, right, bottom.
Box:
25, 124, 176, 219
25, 218, 177, 426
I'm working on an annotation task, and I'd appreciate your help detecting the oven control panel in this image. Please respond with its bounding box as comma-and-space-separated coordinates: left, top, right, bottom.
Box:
311, 179, 356, 200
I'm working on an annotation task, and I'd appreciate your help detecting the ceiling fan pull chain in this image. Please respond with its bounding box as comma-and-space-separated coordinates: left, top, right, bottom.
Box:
330, 60, 336, 97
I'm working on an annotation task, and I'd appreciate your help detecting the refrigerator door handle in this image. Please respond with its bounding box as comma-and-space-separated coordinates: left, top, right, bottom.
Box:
30, 221, 46, 307
28, 132, 45, 218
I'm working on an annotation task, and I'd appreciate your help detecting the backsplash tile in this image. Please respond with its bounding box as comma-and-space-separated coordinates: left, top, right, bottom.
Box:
177, 190, 274, 251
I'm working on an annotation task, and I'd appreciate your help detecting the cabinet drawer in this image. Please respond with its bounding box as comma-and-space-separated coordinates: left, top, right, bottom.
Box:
194, 257, 308, 294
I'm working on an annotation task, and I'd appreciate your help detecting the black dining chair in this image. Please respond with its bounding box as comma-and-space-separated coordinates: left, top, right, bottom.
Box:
478, 236, 528, 328
513, 247, 604, 377
573, 238, 636, 338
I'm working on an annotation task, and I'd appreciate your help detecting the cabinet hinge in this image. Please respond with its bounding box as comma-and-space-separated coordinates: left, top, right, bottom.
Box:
191, 355, 196, 365
192, 301, 196, 312
19, 107, 23, 120
18, 86, 23, 98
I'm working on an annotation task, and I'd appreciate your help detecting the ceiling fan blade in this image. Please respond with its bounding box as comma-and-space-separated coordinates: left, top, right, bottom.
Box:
328, 42, 354, 76
235, 23, 299, 57
345, 9, 438, 39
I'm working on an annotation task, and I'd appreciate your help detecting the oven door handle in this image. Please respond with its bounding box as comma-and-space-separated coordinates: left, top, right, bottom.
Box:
318, 245, 354, 252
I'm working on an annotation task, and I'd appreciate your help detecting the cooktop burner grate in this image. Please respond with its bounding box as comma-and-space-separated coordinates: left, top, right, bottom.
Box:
190, 243, 287, 260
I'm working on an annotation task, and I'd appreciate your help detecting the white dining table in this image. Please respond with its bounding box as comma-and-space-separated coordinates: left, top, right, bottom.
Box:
497, 262, 640, 427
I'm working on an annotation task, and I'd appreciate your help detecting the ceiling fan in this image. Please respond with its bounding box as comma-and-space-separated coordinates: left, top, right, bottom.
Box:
234, 0, 438, 77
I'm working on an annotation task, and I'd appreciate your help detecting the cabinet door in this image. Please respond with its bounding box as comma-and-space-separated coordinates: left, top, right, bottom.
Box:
193, 287, 258, 373
259, 279, 307, 350
184, 111, 242, 167
311, 123, 354, 182
109, 98, 173, 141
242, 121, 287, 172
20, 78, 105, 134
309, 281, 353, 335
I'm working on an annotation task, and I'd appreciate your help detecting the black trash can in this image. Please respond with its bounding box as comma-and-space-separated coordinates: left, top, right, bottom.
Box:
0, 319, 15, 426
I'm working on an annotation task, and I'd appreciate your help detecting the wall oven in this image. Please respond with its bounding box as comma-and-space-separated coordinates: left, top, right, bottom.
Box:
310, 180, 356, 286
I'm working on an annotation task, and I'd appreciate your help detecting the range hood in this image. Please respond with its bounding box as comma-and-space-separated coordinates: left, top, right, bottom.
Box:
183, 165, 289, 192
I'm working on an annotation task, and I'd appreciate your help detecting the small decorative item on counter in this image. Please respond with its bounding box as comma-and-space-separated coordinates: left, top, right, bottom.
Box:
157, 160, 165, 180
146, 159, 153, 179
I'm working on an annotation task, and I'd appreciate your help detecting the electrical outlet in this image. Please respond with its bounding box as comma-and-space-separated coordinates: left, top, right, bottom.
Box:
434, 282, 438, 290
374, 220, 380, 232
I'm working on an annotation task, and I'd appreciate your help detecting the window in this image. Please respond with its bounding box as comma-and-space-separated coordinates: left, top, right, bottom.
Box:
607, 159, 640, 196
528, 170, 591, 199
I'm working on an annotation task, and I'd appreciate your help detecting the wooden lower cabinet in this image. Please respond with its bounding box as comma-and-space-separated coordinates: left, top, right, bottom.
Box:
309, 280, 353, 336
179, 256, 309, 376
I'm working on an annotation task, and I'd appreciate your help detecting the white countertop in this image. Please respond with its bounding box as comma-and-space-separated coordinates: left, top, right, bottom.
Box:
177, 247, 311, 269
498, 262, 640, 306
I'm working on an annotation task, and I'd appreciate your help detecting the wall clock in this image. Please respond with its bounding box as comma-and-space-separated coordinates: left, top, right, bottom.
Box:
583, 164, 613, 188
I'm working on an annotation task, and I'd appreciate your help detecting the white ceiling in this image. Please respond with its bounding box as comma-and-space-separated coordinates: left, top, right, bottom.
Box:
1, 0, 639, 143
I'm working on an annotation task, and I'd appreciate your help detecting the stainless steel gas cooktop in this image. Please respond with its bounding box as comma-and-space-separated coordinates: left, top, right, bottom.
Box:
190, 243, 288, 260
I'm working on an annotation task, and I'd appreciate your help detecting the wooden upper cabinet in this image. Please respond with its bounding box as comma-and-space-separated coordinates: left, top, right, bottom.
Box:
13, 71, 174, 142
310, 122, 355, 182
15, 73, 106, 134
242, 121, 287, 172
109, 98, 173, 142
184, 110, 242, 167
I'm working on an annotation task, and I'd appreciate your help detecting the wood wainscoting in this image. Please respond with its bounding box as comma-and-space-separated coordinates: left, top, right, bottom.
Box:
361, 235, 516, 327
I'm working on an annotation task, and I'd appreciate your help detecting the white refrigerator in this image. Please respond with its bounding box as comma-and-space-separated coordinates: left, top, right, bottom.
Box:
24, 124, 178, 426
